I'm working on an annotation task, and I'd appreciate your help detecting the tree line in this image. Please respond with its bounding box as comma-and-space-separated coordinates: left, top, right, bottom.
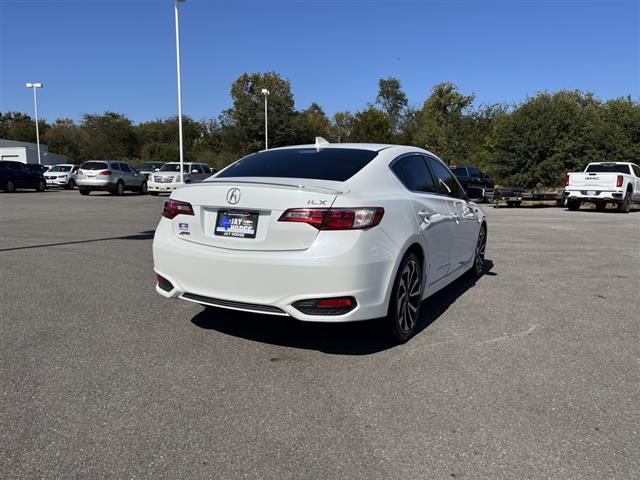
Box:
2, 72, 638, 188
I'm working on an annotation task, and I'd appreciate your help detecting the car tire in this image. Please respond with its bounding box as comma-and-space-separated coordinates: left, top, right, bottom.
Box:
139, 181, 148, 195
36, 179, 46, 192
4, 180, 16, 193
387, 252, 422, 343
617, 190, 632, 213
150, 192, 159, 196
112, 181, 124, 196
79, 187, 91, 196
567, 199, 580, 211
471, 223, 487, 279
66, 179, 76, 190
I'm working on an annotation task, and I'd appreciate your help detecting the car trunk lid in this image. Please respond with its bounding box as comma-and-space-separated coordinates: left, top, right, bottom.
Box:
169, 177, 347, 251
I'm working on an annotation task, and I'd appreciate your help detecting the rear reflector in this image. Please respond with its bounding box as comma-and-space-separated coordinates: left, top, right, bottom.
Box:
156, 274, 174, 292
163, 199, 194, 219
616, 175, 623, 188
279, 207, 384, 230
292, 296, 356, 316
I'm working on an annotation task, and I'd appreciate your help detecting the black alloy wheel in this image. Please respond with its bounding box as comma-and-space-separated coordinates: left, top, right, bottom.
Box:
388, 253, 422, 343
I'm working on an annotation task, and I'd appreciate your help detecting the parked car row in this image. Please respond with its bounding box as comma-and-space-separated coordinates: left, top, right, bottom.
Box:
1, 159, 217, 195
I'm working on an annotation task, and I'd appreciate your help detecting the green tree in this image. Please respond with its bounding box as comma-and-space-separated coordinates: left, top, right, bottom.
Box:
485, 90, 602, 187
376, 77, 408, 132
79, 112, 138, 160
350, 107, 393, 143
296, 103, 332, 143
0, 112, 48, 144
222, 72, 297, 154
332, 111, 354, 142
44, 118, 82, 161
416, 82, 476, 164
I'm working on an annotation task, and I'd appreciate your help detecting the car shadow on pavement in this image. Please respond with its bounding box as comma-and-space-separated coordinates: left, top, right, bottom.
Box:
0, 230, 156, 252
191, 260, 496, 356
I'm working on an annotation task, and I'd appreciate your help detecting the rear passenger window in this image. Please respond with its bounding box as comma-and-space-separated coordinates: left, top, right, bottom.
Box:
468, 167, 481, 177
425, 157, 466, 198
202, 166, 212, 174
391, 155, 437, 193
120, 163, 131, 173
632, 165, 640, 177
111, 163, 120, 171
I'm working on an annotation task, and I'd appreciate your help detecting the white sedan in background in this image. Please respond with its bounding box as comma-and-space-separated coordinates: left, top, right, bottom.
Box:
148, 162, 214, 195
153, 141, 487, 342
45, 164, 79, 189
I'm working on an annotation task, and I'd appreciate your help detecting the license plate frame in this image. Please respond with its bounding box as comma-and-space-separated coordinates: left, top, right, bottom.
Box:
215, 210, 259, 239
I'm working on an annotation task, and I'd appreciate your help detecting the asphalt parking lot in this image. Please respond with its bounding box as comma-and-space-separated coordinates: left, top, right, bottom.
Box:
1, 189, 639, 479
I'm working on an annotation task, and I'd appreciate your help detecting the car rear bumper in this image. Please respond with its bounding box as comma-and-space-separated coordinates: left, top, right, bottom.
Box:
565, 189, 624, 202
76, 178, 114, 190
152, 218, 399, 322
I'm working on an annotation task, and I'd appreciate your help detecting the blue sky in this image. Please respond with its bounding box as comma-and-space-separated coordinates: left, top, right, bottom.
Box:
1, 0, 639, 123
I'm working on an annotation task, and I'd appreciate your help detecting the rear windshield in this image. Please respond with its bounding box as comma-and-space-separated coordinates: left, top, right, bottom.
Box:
49, 165, 72, 172
216, 148, 379, 182
81, 161, 108, 170
452, 167, 467, 176
585, 164, 631, 174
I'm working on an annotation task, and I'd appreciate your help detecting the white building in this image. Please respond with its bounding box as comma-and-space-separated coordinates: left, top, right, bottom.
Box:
0, 138, 67, 166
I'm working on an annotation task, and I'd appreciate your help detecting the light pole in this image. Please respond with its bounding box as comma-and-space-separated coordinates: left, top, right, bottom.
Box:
174, 0, 186, 182
261, 88, 269, 150
25, 82, 43, 164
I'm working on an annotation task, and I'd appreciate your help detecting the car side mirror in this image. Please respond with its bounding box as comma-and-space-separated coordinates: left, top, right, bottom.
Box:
192, 169, 198, 173
154, 168, 160, 172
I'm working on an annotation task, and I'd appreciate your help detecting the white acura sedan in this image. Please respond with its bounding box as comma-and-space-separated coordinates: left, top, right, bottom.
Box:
153, 140, 487, 342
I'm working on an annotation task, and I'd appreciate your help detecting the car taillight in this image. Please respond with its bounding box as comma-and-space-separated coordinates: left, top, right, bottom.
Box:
162, 199, 194, 219
99, 170, 112, 176
76, 170, 84, 176
616, 175, 623, 187
563, 175, 570, 187
278, 207, 384, 230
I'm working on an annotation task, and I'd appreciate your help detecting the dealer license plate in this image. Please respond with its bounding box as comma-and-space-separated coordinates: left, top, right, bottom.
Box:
587, 190, 596, 196
215, 210, 258, 239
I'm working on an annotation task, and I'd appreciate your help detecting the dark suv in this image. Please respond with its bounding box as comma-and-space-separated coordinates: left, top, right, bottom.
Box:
452, 166, 494, 202
0, 161, 46, 193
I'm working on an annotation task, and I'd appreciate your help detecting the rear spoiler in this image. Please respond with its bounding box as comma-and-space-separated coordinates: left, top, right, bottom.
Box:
199, 178, 348, 195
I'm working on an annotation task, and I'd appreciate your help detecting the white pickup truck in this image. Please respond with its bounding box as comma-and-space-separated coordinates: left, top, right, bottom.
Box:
564, 162, 640, 213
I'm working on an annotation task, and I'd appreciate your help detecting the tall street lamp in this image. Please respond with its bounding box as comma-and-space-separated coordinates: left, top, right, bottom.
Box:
261, 88, 269, 150
174, 0, 186, 182
25, 82, 44, 164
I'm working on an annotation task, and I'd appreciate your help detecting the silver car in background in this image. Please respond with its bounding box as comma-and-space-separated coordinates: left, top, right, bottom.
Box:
76, 160, 148, 196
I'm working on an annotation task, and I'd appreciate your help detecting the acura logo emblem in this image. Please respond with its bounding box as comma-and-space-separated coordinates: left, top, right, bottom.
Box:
226, 188, 241, 204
